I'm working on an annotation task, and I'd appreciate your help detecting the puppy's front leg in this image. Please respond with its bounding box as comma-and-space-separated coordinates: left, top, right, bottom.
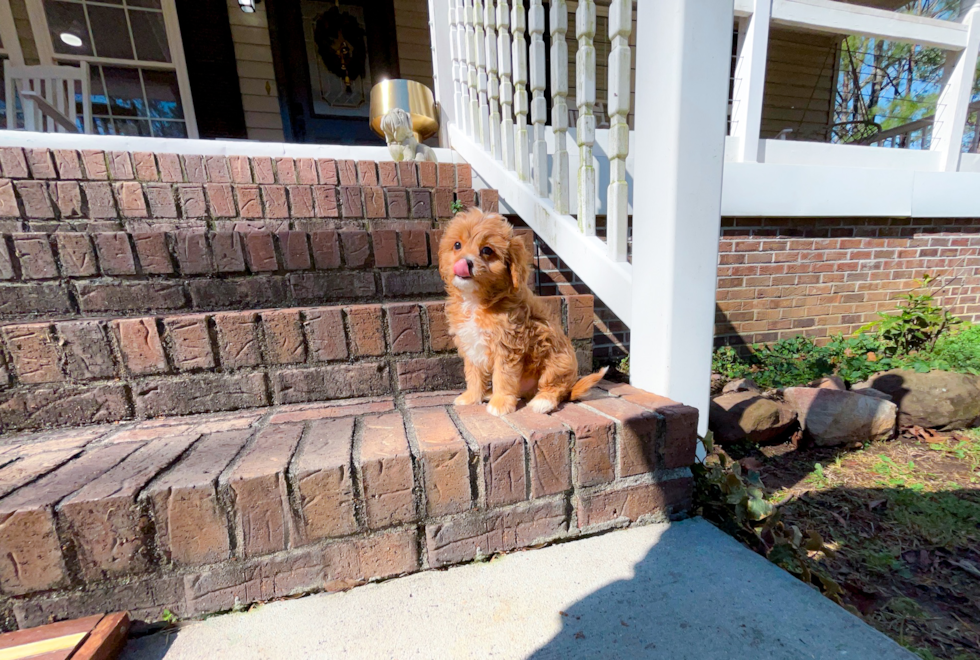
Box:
454, 358, 489, 406
487, 356, 521, 417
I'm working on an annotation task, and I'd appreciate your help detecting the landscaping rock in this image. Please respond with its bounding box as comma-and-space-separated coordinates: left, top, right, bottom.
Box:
783, 387, 897, 447
710, 373, 725, 395
810, 376, 846, 391
851, 387, 892, 402
722, 378, 761, 394
708, 392, 796, 445
857, 370, 980, 431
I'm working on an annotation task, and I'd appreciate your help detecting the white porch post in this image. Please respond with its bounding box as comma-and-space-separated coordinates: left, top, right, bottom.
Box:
729, 0, 771, 162
930, 2, 980, 171
429, 0, 456, 147
629, 0, 733, 437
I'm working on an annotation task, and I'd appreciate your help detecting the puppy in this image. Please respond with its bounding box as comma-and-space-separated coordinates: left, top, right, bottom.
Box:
438, 208, 607, 416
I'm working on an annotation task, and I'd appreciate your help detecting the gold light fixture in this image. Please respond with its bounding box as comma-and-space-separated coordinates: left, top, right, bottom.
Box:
369, 79, 438, 143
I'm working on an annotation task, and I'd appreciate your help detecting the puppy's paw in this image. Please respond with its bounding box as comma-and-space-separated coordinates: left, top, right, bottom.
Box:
454, 391, 483, 406
486, 396, 517, 417
527, 396, 557, 415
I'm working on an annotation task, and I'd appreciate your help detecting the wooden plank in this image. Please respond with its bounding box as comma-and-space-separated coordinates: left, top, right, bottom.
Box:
0, 633, 85, 660
71, 612, 130, 660
0, 615, 102, 651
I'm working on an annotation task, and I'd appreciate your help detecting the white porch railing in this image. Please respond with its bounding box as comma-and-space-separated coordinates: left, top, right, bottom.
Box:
426, 0, 980, 434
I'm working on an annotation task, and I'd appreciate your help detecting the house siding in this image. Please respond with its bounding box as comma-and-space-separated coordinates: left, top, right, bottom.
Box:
394, 0, 435, 90
225, 0, 285, 141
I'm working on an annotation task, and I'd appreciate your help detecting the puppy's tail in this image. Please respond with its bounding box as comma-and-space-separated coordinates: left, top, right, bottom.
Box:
570, 366, 609, 401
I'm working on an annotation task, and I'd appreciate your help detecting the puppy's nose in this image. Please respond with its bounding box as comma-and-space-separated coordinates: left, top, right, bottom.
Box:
453, 258, 473, 278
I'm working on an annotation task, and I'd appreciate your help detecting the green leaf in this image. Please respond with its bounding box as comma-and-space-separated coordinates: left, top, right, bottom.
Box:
746, 496, 775, 521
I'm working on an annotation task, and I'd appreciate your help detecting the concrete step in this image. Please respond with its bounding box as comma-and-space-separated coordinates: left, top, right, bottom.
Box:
0, 295, 593, 434
0, 381, 697, 632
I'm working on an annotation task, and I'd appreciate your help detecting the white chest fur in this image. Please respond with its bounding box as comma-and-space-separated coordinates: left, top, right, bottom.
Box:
455, 300, 490, 369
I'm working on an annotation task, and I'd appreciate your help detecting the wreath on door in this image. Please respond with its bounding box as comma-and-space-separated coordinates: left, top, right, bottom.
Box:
313, 6, 367, 91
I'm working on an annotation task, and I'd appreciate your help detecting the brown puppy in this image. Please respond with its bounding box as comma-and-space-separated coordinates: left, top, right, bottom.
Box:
438, 208, 607, 416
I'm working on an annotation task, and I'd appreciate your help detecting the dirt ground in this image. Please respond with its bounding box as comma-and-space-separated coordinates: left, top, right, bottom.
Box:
736, 428, 980, 660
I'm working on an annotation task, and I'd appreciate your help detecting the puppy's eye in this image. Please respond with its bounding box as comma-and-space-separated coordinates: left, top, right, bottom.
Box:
480, 246, 494, 257
453, 241, 461, 250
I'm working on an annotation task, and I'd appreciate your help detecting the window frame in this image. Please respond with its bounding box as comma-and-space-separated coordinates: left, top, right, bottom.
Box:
25, 0, 199, 138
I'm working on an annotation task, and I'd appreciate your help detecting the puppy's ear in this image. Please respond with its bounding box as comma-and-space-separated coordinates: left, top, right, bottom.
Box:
508, 234, 530, 291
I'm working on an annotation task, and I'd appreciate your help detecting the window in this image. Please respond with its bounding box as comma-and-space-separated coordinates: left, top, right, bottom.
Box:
27, 0, 197, 137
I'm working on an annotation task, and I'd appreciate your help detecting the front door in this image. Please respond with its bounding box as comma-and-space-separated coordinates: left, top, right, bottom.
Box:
267, 0, 399, 144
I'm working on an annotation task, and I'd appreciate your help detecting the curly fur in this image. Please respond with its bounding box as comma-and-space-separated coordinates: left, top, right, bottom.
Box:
438, 208, 607, 416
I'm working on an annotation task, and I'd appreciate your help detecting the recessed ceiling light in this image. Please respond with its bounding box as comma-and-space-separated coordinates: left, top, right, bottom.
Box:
238, 0, 256, 12
60, 33, 83, 48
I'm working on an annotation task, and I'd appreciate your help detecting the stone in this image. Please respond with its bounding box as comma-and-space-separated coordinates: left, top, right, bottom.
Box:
783, 387, 897, 446
722, 378, 761, 394
289, 418, 357, 543
858, 369, 980, 431
709, 392, 797, 445
810, 375, 846, 391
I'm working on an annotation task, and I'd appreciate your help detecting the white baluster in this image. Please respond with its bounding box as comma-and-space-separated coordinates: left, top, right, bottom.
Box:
730, 0, 771, 162
931, 4, 980, 171
497, 0, 515, 171
529, 0, 548, 197
606, 0, 630, 259
550, 0, 569, 214
485, 0, 502, 158
512, 0, 531, 181
466, 0, 479, 139
455, 0, 471, 136
450, 1, 463, 129
474, 0, 491, 150
575, 0, 595, 231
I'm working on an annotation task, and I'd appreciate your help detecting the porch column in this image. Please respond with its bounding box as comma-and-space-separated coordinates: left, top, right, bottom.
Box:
429, 0, 456, 147
629, 0, 733, 438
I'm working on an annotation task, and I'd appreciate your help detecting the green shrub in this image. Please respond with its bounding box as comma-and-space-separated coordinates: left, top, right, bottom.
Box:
712, 337, 834, 389
858, 274, 960, 356
929, 324, 980, 375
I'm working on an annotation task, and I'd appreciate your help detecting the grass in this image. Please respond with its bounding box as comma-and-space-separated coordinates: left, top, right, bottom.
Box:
742, 427, 980, 659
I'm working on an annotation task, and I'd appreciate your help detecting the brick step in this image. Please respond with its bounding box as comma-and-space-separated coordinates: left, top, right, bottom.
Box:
0, 295, 595, 434
0, 227, 532, 322
0, 381, 697, 631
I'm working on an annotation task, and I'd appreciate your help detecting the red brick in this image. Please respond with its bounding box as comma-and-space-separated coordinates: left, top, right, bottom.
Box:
456, 163, 472, 188
507, 407, 571, 497
93, 232, 136, 275
107, 151, 135, 179
310, 230, 341, 268
304, 307, 348, 361
132, 372, 267, 418
0, 148, 28, 179
423, 301, 453, 351
76, 281, 185, 314
429, 228, 443, 262
425, 498, 567, 568
0, 179, 19, 217
566, 294, 593, 339
80, 150, 108, 179
60, 433, 200, 580
278, 230, 311, 270
576, 478, 693, 529
286, 158, 312, 185
363, 186, 385, 218
410, 189, 432, 219
133, 232, 173, 274
359, 413, 416, 528
434, 187, 454, 218
205, 155, 231, 183
615, 388, 699, 469
176, 184, 207, 218
213, 311, 261, 368
436, 163, 455, 187
401, 229, 429, 266
0, 240, 12, 279
13, 233, 58, 279
144, 183, 178, 217
262, 309, 306, 364
372, 229, 398, 267
25, 148, 56, 179
115, 318, 167, 375
182, 154, 206, 183
206, 183, 236, 217
395, 356, 464, 392
2, 323, 62, 383
133, 151, 158, 181
346, 305, 385, 356
252, 157, 275, 184
398, 161, 418, 187
417, 161, 437, 188
156, 153, 183, 182
56, 320, 115, 380
288, 185, 314, 217
174, 230, 212, 275
282, 363, 382, 404
386, 187, 409, 218
553, 403, 615, 487
228, 155, 252, 183
244, 231, 277, 271
262, 185, 289, 218
145, 429, 252, 566
220, 423, 304, 557
455, 404, 526, 507
313, 185, 339, 217
354, 160, 376, 185
54, 233, 96, 277
211, 231, 245, 273
164, 315, 214, 371
583, 397, 660, 477
269, 398, 392, 424
340, 229, 371, 268
456, 188, 476, 208
15, 181, 55, 218
53, 149, 82, 179
479, 188, 499, 213
538, 296, 562, 326
337, 159, 357, 186
274, 157, 296, 184
316, 158, 338, 185
386, 303, 423, 353
378, 161, 398, 187
409, 407, 471, 516
340, 186, 363, 218
236, 185, 262, 217
290, 418, 357, 543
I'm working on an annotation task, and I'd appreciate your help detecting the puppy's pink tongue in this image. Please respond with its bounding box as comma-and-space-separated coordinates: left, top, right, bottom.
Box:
453, 259, 471, 278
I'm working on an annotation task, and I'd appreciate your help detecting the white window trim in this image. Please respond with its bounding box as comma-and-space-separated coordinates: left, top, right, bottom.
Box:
0, 0, 26, 65
24, 0, 198, 138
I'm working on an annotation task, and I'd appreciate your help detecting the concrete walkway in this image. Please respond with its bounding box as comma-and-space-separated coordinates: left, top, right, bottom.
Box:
122, 519, 914, 660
